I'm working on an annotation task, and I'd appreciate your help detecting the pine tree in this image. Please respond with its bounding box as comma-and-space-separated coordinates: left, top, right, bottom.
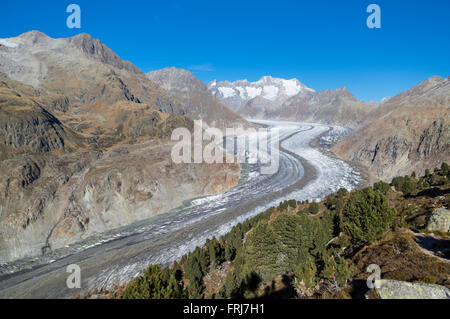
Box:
296, 257, 318, 289
206, 237, 223, 266
308, 202, 319, 215
341, 188, 395, 244
244, 221, 280, 283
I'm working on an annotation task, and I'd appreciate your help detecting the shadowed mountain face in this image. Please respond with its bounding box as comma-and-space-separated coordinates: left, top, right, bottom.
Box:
208, 77, 376, 128
0, 32, 241, 263
0, 77, 85, 158
334, 76, 450, 182
147, 67, 250, 129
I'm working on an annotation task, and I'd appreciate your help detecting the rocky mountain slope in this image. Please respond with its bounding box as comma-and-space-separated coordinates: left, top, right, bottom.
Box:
280, 87, 378, 128
147, 67, 250, 129
333, 76, 450, 182
208, 76, 376, 128
0, 31, 249, 136
0, 32, 241, 263
0, 31, 188, 146
0, 76, 85, 158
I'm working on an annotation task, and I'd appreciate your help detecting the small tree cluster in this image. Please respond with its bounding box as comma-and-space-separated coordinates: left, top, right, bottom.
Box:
121, 265, 183, 299
391, 176, 416, 195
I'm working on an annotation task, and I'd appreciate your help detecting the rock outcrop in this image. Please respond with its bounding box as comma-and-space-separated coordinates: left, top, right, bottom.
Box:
0, 76, 85, 157
375, 280, 450, 299
67, 33, 143, 75
0, 139, 240, 263
426, 207, 450, 233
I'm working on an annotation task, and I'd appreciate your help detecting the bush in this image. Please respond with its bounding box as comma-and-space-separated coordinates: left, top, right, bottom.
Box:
308, 202, 319, 215
337, 188, 348, 198
296, 257, 318, 289
288, 199, 297, 208
334, 234, 351, 249
341, 188, 395, 245
417, 276, 437, 285
322, 252, 354, 287
442, 162, 449, 172
391, 176, 416, 195
442, 162, 450, 178
219, 270, 240, 298
373, 181, 390, 195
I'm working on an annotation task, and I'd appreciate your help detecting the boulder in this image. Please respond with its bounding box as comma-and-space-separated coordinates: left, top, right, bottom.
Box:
375, 280, 450, 299
426, 207, 450, 233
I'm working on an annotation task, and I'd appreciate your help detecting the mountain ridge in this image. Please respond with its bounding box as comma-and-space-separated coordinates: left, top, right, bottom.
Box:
208, 76, 376, 128
147, 67, 251, 129
334, 76, 449, 182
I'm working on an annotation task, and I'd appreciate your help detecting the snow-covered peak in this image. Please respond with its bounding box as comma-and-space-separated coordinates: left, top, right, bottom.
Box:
208, 76, 314, 104
280, 78, 315, 96
256, 75, 274, 84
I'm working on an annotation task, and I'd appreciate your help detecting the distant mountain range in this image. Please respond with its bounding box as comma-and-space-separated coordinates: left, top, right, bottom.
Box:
208, 76, 314, 117
208, 76, 378, 128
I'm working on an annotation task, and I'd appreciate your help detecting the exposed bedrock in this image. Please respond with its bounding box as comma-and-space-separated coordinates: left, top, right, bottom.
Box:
0, 141, 240, 263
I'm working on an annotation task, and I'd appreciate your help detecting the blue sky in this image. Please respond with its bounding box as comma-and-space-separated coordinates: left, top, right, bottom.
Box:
0, 0, 449, 101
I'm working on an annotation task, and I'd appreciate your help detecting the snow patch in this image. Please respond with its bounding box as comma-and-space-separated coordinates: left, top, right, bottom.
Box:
282, 79, 301, 96
218, 87, 236, 98
262, 85, 279, 100
0, 39, 19, 48
246, 87, 262, 99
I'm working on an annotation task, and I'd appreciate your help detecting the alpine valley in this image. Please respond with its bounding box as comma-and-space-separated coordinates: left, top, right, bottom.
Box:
0, 31, 448, 300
